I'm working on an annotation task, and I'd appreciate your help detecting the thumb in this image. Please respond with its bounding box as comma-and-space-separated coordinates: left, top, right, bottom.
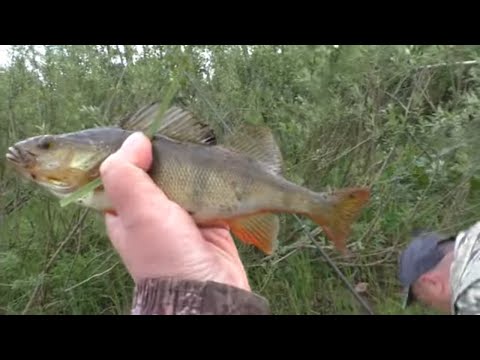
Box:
104, 211, 126, 253
111, 131, 152, 171
99, 132, 170, 216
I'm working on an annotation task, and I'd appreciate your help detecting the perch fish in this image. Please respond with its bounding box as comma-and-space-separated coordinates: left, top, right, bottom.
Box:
5, 102, 370, 255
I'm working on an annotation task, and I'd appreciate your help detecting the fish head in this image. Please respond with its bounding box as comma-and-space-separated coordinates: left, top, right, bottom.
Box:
5, 127, 130, 198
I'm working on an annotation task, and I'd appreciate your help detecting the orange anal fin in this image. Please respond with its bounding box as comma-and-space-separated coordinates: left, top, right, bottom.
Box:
310, 187, 370, 254
197, 219, 230, 231
227, 213, 280, 255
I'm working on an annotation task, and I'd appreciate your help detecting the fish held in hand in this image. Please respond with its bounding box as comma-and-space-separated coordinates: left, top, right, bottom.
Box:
5, 102, 371, 255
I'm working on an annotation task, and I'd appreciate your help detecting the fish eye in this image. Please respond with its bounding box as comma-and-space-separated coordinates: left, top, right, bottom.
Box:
38, 136, 54, 150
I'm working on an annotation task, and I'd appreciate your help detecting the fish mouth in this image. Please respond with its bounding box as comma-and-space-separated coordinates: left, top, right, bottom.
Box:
5, 145, 36, 167
6, 146, 21, 163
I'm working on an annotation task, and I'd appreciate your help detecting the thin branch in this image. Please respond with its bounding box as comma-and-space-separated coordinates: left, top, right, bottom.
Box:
320, 135, 374, 170
103, 64, 128, 122
2, 189, 33, 217
21, 209, 90, 314
64, 262, 119, 292
418, 60, 480, 70
182, 71, 232, 133
293, 215, 375, 315
270, 248, 301, 266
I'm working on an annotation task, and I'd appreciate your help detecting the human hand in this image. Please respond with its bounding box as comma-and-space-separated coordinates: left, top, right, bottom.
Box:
99, 132, 251, 291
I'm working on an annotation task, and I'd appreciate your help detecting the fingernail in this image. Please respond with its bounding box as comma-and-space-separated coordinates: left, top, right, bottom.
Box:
120, 132, 146, 153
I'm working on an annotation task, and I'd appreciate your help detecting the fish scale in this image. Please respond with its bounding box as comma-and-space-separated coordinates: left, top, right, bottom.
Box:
150, 138, 262, 220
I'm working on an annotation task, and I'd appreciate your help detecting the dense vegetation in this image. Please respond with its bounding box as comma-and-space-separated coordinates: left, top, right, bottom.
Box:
1, 45, 480, 314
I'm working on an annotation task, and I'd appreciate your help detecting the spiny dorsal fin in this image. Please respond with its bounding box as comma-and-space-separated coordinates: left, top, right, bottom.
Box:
119, 102, 216, 145
227, 213, 280, 255
221, 124, 283, 175
156, 106, 216, 145
118, 101, 161, 133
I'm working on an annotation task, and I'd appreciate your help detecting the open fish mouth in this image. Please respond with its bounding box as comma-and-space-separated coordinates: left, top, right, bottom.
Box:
5, 145, 36, 167
6, 146, 21, 163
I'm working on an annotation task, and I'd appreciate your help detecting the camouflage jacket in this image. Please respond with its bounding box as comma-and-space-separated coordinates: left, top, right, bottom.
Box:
130, 278, 271, 315
450, 221, 480, 315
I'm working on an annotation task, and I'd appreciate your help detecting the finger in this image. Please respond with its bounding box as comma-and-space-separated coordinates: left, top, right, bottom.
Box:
201, 227, 240, 258
104, 212, 126, 254
100, 132, 172, 217
115, 131, 153, 171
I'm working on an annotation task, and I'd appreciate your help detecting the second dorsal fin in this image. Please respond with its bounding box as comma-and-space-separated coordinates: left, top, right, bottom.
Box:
119, 101, 216, 145
221, 124, 283, 175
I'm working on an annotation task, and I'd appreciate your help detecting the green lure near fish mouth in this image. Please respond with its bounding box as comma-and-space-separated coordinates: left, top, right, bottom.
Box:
5, 101, 371, 255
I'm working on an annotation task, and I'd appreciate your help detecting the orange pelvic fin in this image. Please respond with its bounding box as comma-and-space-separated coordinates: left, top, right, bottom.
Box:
309, 187, 370, 254
227, 213, 280, 255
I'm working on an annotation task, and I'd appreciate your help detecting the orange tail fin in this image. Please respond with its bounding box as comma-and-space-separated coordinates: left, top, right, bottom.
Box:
308, 187, 370, 254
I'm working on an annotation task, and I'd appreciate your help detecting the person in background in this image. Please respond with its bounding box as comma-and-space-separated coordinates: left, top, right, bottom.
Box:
99, 132, 270, 315
398, 223, 480, 315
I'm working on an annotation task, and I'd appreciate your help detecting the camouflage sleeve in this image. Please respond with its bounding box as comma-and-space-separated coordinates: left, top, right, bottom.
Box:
131, 278, 271, 315
450, 221, 480, 315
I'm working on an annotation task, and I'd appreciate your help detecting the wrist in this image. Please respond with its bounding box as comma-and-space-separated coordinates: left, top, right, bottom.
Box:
220, 272, 251, 292
210, 254, 251, 292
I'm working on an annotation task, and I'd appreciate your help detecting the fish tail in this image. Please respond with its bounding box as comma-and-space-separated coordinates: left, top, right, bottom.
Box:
307, 187, 370, 254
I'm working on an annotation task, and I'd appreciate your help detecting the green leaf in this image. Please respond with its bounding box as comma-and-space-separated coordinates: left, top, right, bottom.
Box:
59, 178, 102, 207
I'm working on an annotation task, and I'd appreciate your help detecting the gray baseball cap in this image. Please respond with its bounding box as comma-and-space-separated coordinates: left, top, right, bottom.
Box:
398, 230, 455, 308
